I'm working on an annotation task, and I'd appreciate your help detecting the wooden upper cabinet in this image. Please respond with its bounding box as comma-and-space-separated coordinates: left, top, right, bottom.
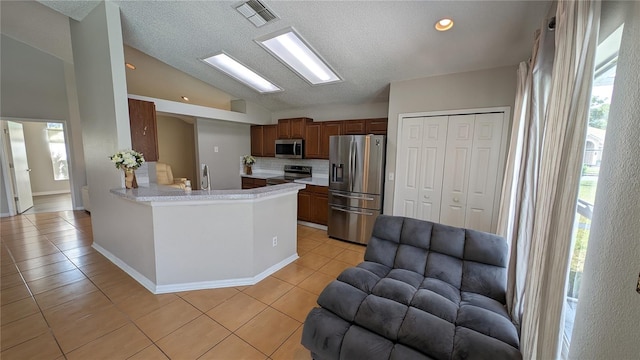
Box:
277, 119, 291, 139
250, 126, 264, 157
278, 117, 311, 139
250, 124, 277, 157
262, 125, 278, 157
321, 121, 343, 159
342, 120, 366, 135
365, 118, 388, 135
128, 99, 159, 162
304, 123, 322, 159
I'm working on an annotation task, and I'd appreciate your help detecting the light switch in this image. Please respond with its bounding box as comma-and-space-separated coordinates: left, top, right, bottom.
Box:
388, 172, 394, 181
214, 146, 219, 153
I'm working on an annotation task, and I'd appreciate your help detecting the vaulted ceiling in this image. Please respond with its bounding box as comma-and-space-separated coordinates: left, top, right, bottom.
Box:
38, 0, 550, 112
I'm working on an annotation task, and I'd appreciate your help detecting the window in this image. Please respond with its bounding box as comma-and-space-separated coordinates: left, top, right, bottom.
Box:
563, 25, 623, 350
46, 123, 69, 181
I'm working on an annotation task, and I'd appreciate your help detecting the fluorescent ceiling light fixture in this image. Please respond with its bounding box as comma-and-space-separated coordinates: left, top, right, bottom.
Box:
435, 18, 454, 31
201, 53, 281, 93
257, 29, 341, 85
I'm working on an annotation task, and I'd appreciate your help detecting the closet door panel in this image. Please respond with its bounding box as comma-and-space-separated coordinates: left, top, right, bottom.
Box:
418, 118, 447, 221
465, 113, 504, 232
394, 118, 424, 218
440, 115, 474, 227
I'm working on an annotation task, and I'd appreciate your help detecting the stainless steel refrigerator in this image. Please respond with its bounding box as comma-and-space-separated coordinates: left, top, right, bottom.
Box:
328, 135, 386, 244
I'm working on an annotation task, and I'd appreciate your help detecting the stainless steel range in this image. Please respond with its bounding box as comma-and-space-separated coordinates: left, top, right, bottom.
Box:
266, 165, 312, 185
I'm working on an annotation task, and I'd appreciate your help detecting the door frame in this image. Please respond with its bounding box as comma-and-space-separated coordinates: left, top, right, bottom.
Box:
394, 106, 511, 232
0, 117, 78, 217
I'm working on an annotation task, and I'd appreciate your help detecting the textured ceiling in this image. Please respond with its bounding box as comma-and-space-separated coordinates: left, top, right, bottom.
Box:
39, 0, 550, 112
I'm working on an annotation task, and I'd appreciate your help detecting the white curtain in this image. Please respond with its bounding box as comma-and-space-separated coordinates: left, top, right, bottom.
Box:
498, 19, 556, 327
498, 0, 601, 359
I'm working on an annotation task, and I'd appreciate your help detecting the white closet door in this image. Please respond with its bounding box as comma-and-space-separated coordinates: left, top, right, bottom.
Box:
465, 113, 505, 232
393, 116, 447, 222
439, 115, 475, 228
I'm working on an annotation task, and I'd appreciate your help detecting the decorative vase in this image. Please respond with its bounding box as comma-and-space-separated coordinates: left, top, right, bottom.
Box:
244, 165, 252, 175
124, 169, 138, 189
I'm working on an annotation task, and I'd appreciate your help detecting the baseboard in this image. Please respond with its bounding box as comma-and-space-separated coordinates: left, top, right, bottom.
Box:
92, 242, 299, 294
91, 243, 157, 294
32, 190, 71, 196
298, 220, 328, 231
0, 212, 12, 218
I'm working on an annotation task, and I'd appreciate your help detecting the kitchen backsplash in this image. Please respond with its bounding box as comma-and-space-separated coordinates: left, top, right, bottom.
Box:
251, 157, 329, 177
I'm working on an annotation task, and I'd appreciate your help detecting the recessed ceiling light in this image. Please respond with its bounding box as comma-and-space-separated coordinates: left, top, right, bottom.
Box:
201, 53, 281, 93
125, 62, 136, 70
435, 18, 454, 32
257, 28, 341, 85
181, 96, 190, 102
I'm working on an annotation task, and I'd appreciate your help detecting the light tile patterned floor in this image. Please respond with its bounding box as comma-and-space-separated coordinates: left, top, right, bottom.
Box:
0, 211, 365, 359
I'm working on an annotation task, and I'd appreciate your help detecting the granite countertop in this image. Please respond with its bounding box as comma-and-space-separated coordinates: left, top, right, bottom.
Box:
294, 177, 329, 187
241, 171, 281, 179
111, 182, 306, 202
242, 172, 329, 187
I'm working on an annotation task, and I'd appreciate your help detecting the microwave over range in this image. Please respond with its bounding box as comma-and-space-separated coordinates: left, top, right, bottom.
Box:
275, 139, 304, 159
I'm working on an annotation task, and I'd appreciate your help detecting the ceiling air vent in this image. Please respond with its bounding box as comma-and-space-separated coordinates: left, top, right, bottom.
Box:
235, 0, 278, 27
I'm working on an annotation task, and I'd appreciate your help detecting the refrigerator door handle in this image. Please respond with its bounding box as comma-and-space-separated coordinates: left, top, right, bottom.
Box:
331, 206, 374, 216
331, 192, 375, 201
349, 139, 356, 192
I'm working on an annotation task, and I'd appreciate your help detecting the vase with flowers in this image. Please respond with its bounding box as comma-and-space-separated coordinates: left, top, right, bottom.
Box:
109, 149, 145, 189
242, 155, 256, 175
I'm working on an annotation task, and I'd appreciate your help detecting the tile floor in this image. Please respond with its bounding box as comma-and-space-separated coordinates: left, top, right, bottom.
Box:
22, 194, 74, 215
0, 211, 366, 359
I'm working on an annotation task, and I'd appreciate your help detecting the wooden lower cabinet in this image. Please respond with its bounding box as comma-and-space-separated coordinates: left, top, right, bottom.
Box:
241, 177, 267, 189
297, 191, 312, 222
298, 185, 328, 225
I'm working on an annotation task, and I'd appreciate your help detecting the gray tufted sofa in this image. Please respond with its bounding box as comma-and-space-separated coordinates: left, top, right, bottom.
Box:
302, 215, 521, 360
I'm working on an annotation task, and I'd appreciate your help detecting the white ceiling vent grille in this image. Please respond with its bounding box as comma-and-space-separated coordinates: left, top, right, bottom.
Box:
235, 0, 278, 27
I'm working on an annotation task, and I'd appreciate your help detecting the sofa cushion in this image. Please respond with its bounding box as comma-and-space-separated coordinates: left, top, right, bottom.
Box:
302, 216, 520, 360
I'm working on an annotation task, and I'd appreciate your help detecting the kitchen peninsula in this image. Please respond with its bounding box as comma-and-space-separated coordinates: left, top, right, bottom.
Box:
100, 183, 305, 294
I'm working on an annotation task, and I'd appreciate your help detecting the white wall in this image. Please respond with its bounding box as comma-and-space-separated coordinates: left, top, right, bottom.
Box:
271, 102, 389, 123
195, 118, 251, 190
0, 33, 86, 210
19, 122, 70, 195
70, 2, 132, 248
156, 115, 197, 183
569, 2, 640, 358
383, 65, 517, 214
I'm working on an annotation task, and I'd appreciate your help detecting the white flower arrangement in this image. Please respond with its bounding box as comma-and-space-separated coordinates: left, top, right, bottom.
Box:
109, 149, 145, 171
242, 155, 256, 166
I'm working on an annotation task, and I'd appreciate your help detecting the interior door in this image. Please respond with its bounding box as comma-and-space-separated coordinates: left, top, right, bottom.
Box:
439, 115, 474, 228
393, 116, 447, 222
465, 113, 505, 232
6, 121, 34, 213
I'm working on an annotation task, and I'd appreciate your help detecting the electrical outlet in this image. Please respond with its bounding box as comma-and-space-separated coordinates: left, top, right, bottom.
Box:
388, 172, 394, 181
272, 236, 278, 247
214, 146, 219, 153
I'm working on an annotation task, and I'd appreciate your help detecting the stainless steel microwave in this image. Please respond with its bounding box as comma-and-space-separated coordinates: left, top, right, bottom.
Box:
275, 139, 304, 159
